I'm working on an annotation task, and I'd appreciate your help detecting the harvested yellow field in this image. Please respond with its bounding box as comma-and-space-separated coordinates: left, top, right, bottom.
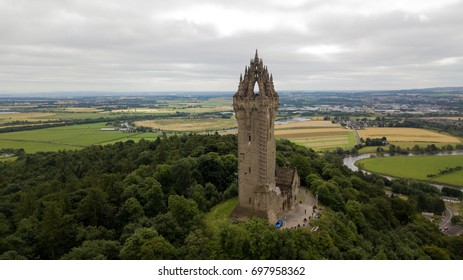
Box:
358, 127, 461, 143
134, 118, 236, 132
276, 120, 340, 129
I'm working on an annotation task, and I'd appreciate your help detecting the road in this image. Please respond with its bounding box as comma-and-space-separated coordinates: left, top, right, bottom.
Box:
439, 206, 453, 229
439, 205, 463, 236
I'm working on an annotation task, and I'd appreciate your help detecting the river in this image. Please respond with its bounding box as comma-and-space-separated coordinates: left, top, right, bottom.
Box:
342, 151, 463, 191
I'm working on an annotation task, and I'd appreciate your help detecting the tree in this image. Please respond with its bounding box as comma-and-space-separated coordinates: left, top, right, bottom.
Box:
451, 215, 461, 225
346, 200, 366, 230
170, 158, 198, 195
76, 188, 114, 227
143, 180, 166, 217
167, 195, 202, 237
0, 213, 11, 237
0, 251, 27, 260
61, 240, 121, 260
118, 197, 145, 224
38, 202, 65, 259
246, 219, 278, 260
218, 222, 250, 259
187, 183, 207, 212
140, 235, 177, 259
423, 244, 450, 260
183, 230, 211, 259
119, 228, 159, 259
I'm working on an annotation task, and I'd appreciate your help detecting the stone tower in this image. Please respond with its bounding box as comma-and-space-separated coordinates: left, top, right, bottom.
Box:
233, 51, 299, 223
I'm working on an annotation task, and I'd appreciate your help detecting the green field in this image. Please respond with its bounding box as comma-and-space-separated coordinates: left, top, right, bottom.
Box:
0, 122, 160, 153
356, 155, 463, 187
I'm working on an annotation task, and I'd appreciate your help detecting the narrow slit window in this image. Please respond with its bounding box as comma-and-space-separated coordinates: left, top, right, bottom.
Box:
248, 135, 251, 142
249, 167, 251, 173
249, 197, 252, 204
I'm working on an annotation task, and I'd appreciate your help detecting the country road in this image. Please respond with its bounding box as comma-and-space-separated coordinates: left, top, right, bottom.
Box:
439, 207, 453, 229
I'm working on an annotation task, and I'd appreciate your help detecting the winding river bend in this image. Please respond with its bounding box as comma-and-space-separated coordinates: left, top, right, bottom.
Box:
342, 151, 463, 192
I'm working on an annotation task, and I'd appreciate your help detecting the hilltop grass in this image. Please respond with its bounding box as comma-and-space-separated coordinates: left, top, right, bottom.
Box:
356, 155, 463, 187
204, 197, 238, 232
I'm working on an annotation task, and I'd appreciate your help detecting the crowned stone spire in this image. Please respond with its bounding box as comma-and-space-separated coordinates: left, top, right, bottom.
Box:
234, 50, 278, 99
232, 51, 299, 224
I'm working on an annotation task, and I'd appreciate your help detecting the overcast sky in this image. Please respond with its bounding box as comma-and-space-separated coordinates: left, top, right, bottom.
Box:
1, 0, 462, 93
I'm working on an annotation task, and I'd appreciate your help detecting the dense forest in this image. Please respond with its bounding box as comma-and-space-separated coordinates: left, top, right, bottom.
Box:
0, 134, 462, 260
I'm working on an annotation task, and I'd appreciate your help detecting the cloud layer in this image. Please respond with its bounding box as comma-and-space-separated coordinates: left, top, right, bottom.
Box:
1, 0, 462, 93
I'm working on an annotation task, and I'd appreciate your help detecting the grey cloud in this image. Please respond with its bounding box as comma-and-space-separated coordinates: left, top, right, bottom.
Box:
0, 0, 462, 93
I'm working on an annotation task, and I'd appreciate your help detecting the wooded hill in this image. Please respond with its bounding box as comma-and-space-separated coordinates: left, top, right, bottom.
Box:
0, 134, 461, 259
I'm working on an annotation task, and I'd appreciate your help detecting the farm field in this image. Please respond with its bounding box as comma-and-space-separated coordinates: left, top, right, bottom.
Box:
0, 122, 160, 153
357, 127, 461, 143
357, 127, 462, 153
274, 121, 356, 151
0, 110, 159, 125
356, 155, 463, 187
0, 112, 58, 124
135, 118, 237, 132
113, 97, 233, 114
275, 120, 340, 129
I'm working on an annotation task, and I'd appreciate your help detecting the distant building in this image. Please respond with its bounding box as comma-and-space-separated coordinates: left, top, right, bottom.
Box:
232, 51, 300, 223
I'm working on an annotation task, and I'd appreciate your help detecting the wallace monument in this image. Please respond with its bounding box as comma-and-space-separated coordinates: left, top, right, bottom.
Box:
232, 51, 300, 223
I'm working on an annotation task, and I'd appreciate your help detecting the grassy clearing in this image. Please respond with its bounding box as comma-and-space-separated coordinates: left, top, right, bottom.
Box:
357, 127, 461, 143
204, 197, 238, 232
0, 156, 18, 162
135, 118, 237, 132
356, 155, 463, 187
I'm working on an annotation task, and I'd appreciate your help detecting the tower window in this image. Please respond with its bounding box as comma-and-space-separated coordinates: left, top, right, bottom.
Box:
248, 135, 251, 142
249, 197, 252, 204
249, 167, 251, 173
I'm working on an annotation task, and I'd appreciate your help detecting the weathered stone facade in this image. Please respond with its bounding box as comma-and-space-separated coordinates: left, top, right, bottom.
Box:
232, 51, 300, 223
